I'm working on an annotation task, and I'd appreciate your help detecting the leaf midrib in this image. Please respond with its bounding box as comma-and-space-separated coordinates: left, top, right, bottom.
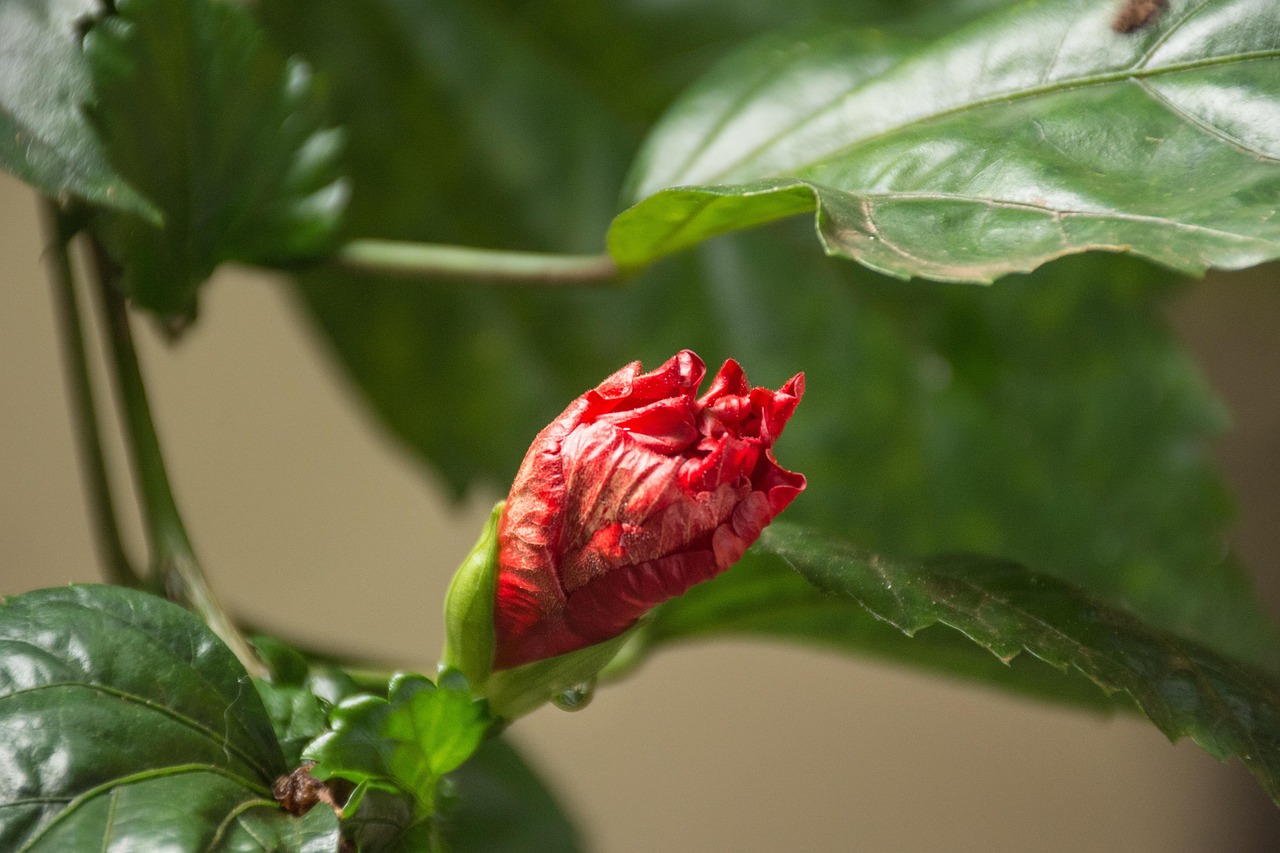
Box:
694, 41, 1280, 188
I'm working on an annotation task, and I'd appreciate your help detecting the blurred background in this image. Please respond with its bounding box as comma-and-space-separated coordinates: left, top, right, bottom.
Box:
2, 162, 1279, 852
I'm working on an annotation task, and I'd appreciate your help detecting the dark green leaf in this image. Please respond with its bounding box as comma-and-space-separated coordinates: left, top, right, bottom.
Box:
84, 0, 347, 320
0, 0, 153, 215
304, 673, 490, 817
612, 0, 1280, 280
440, 736, 584, 853
0, 585, 339, 852
743, 523, 1280, 802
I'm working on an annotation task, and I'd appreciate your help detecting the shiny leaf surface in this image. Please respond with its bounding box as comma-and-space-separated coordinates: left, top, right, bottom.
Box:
84, 0, 347, 320
0, 585, 339, 852
612, 0, 1280, 280
0, 0, 153, 215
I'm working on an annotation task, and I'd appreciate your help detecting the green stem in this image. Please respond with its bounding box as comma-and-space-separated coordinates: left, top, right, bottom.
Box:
40, 200, 142, 589
87, 240, 267, 678
333, 239, 620, 284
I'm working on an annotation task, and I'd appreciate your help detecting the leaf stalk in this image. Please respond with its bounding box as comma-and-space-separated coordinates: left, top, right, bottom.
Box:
332, 239, 620, 285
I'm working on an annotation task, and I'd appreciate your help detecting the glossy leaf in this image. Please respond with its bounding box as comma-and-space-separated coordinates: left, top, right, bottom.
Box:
441, 736, 585, 853
739, 523, 1280, 801
612, 0, 1280, 280
0, 0, 153, 215
0, 585, 339, 852
84, 0, 348, 320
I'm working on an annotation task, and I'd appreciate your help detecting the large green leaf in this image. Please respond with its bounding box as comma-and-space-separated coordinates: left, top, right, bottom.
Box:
0, 585, 340, 852
0, 0, 153, 215
714, 524, 1280, 801
263, 0, 1273, 665
84, 0, 347, 320
441, 736, 585, 853
611, 0, 1280, 280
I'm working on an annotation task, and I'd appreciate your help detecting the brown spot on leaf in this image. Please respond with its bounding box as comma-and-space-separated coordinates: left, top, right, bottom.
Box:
1112, 0, 1168, 34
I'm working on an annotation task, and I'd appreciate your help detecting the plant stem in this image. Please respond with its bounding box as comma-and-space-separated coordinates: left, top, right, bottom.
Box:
41, 200, 142, 589
87, 240, 267, 678
333, 239, 620, 285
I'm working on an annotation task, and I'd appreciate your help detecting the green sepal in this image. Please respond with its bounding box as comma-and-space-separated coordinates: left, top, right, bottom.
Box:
442, 501, 504, 688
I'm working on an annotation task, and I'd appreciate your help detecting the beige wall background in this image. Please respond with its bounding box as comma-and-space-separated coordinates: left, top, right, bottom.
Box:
2, 169, 1278, 851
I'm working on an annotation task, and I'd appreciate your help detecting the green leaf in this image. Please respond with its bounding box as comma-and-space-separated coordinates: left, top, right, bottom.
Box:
440, 736, 584, 853
643, 543, 1130, 712
611, 0, 1280, 280
304, 673, 490, 818
84, 0, 347, 320
0, 585, 339, 852
736, 523, 1280, 803
0, 0, 153, 215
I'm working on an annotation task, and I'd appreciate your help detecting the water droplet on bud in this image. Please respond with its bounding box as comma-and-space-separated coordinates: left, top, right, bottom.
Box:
551, 679, 596, 712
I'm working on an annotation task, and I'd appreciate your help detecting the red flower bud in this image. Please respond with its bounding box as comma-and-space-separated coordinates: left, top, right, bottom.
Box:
493, 350, 805, 670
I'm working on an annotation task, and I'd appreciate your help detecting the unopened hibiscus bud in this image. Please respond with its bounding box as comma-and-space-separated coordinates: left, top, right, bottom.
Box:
494, 350, 805, 670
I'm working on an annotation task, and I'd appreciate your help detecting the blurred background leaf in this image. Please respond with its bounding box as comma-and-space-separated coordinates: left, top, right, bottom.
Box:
84, 0, 348, 321
441, 735, 586, 853
255, 0, 1277, 677
0, 0, 153, 216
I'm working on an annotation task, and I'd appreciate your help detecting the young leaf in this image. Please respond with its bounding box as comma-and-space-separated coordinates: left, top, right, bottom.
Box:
84, 0, 348, 320
733, 523, 1280, 802
611, 0, 1280, 280
304, 673, 490, 822
0, 0, 153, 215
0, 585, 340, 852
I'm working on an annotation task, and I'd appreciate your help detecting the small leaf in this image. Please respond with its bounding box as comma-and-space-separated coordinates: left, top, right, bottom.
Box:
0, 0, 153, 215
744, 523, 1280, 802
0, 585, 339, 852
304, 673, 490, 817
612, 0, 1280, 280
440, 735, 585, 853
84, 0, 348, 320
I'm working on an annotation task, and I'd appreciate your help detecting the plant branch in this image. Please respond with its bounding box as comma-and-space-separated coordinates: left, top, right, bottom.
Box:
332, 239, 620, 285
87, 240, 267, 678
40, 200, 142, 589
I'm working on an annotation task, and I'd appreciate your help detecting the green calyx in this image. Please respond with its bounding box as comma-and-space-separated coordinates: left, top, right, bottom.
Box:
442, 501, 504, 689
440, 500, 644, 720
